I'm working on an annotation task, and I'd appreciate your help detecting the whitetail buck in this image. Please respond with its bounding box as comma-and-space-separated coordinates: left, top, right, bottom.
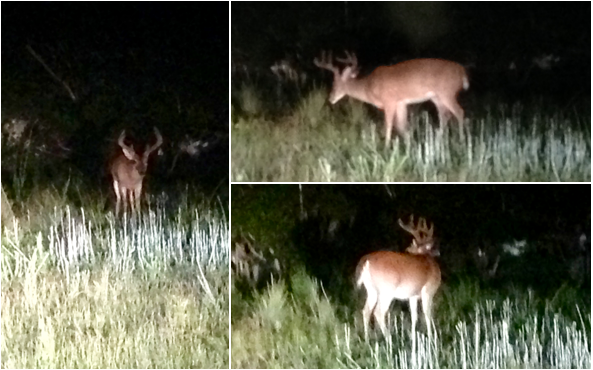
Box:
110, 127, 163, 216
356, 215, 441, 341
314, 51, 469, 144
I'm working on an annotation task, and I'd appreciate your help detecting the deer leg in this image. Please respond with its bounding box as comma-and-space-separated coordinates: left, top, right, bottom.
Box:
121, 189, 129, 216
375, 295, 393, 339
410, 297, 419, 367
409, 296, 419, 338
394, 103, 409, 141
421, 291, 434, 338
434, 96, 465, 140
362, 288, 378, 340
434, 96, 464, 128
130, 189, 135, 215
383, 105, 396, 146
134, 184, 142, 214
113, 180, 121, 217
446, 100, 464, 127
431, 97, 448, 128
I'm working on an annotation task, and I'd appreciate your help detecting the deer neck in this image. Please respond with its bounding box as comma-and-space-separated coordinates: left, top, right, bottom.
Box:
344, 77, 376, 106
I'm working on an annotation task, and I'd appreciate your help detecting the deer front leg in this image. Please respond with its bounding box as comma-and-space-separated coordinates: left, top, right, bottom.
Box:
136, 184, 143, 214
383, 104, 397, 146
113, 180, 122, 217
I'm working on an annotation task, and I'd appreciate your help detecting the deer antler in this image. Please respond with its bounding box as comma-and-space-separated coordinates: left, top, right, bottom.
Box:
118, 130, 133, 151
313, 50, 339, 74
336, 50, 358, 69
398, 215, 434, 244
144, 127, 163, 157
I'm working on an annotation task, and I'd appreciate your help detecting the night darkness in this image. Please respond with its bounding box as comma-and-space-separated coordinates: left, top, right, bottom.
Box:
2, 3, 229, 195
231, 184, 591, 368
230, 2, 590, 183
2, 1, 592, 368
232, 2, 590, 101
232, 184, 591, 296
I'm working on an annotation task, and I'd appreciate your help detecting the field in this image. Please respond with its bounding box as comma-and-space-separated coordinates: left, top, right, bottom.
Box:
232, 270, 589, 369
231, 85, 590, 182
231, 185, 591, 368
2, 180, 229, 368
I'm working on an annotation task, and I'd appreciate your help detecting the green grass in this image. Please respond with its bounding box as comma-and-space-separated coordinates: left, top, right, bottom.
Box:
2, 185, 229, 368
231, 86, 590, 182
231, 270, 590, 369
230, 185, 591, 368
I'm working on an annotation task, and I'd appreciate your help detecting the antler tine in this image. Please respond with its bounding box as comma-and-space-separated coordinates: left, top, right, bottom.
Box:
117, 130, 133, 150
398, 214, 422, 241
313, 50, 339, 73
418, 217, 434, 239
143, 127, 163, 157
336, 50, 358, 68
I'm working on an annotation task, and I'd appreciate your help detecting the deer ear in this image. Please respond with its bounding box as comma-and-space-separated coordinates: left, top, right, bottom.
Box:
341, 67, 355, 81
121, 146, 136, 160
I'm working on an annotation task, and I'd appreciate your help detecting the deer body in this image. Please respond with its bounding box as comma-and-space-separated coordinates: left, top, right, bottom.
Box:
356, 216, 441, 340
315, 52, 468, 144
110, 127, 162, 216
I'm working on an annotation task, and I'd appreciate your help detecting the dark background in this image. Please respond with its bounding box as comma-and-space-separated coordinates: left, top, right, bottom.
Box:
232, 2, 590, 105
232, 184, 591, 301
2, 3, 229, 200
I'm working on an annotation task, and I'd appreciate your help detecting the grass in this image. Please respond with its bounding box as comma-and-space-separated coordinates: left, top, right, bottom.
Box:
1, 184, 229, 368
231, 269, 590, 369
231, 85, 590, 182
230, 185, 591, 368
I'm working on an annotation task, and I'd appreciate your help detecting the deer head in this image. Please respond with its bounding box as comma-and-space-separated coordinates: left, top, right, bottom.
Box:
110, 127, 163, 217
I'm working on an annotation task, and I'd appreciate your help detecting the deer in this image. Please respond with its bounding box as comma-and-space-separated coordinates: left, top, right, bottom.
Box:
110, 127, 163, 217
314, 51, 469, 145
355, 215, 441, 343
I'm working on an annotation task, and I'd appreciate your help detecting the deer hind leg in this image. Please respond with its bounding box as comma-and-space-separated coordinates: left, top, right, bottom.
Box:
409, 296, 419, 367
434, 96, 464, 128
375, 294, 394, 339
409, 296, 419, 337
362, 287, 378, 340
421, 290, 435, 338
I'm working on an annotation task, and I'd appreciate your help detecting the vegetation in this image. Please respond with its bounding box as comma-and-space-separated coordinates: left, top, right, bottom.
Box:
2, 169, 229, 368
231, 86, 590, 182
232, 271, 589, 369
231, 185, 591, 369
231, 2, 589, 183
2, 6, 229, 367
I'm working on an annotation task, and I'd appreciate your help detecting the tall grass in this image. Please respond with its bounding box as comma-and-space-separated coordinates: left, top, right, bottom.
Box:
231, 270, 590, 369
1, 187, 229, 368
231, 87, 590, 182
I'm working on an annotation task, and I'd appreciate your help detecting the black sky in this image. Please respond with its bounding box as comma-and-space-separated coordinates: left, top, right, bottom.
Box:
2, 2, 229, 117
232, 184, 591, 244
231, 2, 590, 98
